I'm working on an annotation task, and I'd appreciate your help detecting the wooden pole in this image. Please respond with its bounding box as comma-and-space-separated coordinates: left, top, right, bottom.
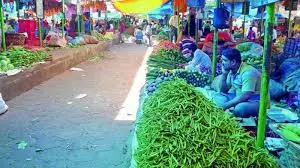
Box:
61, 0, 65, 37
230, 0, 235, 35
260, 7, 264, 36
0, 0, 6, 51
242, 0, 246, 39
287, 0, 293, 37
38, 18, 43, 47
212, 0, 220, 79
256, 3, 275, 148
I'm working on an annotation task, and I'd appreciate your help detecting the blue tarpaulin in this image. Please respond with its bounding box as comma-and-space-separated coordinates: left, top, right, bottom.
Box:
148, 0, 173, 17
224, 2, 258, 17
187, 0, 205, 8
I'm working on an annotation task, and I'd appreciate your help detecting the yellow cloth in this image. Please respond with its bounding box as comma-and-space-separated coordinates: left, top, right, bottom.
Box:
112, 0, 168, 14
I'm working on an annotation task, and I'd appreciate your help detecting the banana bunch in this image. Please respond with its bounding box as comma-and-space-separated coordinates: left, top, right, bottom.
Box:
279, 124, 300, 144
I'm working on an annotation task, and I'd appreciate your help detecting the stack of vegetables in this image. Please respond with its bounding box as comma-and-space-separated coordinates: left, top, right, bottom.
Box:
146, 48, 186, 82
236, 42, 263, 66
0, 47, 48, 72
146, 69, 211, 94
156, 31, 169, 41
134, 79, 278, 167
91, 31, 114, 41
153, 40, 179, 53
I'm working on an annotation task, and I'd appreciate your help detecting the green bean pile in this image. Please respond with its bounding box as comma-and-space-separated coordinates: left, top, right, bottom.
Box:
135, 79, 278, 168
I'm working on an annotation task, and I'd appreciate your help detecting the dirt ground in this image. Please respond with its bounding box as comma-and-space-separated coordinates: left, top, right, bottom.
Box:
0, 43, 150, 168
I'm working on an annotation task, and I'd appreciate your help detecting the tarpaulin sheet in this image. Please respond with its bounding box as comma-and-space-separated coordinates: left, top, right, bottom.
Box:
147, 0, 173, 15
112, 0, 168, 14
174, 0, 187, 13
187, 0, 205, 7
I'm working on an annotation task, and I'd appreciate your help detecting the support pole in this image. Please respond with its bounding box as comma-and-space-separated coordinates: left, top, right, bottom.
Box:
188, 8, 191, 36
230, 0, 235, 35
38, 18, 43, 47
242, 0, 246, 39
256, 3, 275, 148
260, 7, 264, 36
212, 0, 220, 79
287, 0, 293, 37
177, 7, 180, 39
0, 0, 6, 51
61, 0, 65, 37
196, 8, 199, 43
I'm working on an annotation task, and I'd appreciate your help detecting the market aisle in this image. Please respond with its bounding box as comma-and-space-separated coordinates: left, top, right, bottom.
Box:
0, 43, 150, 168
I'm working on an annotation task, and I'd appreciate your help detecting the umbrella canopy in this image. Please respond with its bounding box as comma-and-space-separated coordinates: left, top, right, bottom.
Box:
147, 0, 173, 15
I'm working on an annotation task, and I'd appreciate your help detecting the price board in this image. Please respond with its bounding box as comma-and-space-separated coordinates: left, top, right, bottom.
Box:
251, 0, 279, 8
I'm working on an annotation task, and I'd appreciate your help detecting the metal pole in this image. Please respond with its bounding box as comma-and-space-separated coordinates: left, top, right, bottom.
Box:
61, 0, 65, 37
38, 18, 43, 47
256, 3, 275, 148
212, 0, 220, 79
287, 0, 293, 37
0, 0, 6, 51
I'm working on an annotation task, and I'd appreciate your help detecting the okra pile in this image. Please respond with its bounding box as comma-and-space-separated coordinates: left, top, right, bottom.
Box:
135, 79, 278, 168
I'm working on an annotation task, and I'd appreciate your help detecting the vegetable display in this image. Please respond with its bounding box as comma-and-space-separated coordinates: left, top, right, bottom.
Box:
0, 47, 48, 68
146, 69, 211, 94
0, 56, 14, 72
279, 124, 300, 144
91, 31, 114, 41
135, 79, 278, 168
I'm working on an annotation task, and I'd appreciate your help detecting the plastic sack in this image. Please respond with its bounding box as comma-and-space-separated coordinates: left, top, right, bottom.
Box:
45, 34, 67, 47
269, 79, 286, 99
83, 35, 99, 44
236, 42, 263, 61
0, 93, 8, 114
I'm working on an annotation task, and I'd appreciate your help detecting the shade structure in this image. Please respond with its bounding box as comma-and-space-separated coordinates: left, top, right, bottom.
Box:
112, 0, 169, 14
187, 0, 205, 8
148, 0, 173, 15
174, 0, 187, 13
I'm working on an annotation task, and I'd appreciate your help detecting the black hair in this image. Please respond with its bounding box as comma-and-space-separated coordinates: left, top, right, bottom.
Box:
222, 48, 241, 63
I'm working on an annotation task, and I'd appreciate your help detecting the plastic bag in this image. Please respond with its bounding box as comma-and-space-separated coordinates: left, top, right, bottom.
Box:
0, 93, 8, 114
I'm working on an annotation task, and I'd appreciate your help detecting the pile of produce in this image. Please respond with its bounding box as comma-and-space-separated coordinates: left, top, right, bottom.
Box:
146, 69, 211, 94
147, 48, 187, 81
153, 40, 179, 53
156, 31, 169, 41
91, 31, 114, 41
0, 47, 48, 68
279, 124, 300, 144
0, 56, 14, 72
135, 79, 278, 168
236, 42, 263, 66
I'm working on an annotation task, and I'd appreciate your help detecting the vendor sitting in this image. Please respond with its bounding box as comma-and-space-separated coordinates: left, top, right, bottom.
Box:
216, 48, 261, 117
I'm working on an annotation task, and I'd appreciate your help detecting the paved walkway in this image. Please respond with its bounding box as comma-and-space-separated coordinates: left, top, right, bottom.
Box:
0, 43, 149, 168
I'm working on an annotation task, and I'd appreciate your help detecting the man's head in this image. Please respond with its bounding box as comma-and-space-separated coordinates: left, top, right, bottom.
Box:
221, 48, 242, 71
249, 27, 253, 31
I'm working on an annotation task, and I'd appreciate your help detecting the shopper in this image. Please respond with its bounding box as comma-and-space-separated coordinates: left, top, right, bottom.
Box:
0, 93, 8, 115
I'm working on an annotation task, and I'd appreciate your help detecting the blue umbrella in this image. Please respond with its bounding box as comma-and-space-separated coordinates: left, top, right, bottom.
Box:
254, 12, 286, 20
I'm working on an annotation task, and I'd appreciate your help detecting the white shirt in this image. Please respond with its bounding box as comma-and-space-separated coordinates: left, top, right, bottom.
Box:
273, 29, 277, 40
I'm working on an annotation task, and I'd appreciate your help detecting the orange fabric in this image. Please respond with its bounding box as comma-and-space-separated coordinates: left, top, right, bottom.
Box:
174, 0, 187, 13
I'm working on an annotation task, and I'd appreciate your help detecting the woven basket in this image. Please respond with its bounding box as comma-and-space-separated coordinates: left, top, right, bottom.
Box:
5, 33, 26, 46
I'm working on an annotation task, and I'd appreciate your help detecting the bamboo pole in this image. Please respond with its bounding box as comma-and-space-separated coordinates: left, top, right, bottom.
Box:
212, 0, 220, 79
230, 0, 235, 35
61, 0, 65, 37
177, 7, 180, 39
188, 9, 191, 36
256, 3, 275, 148
196, 8, 200, 43
260, 7, 264, 36
242, 0, 246, 39
0, 0, 6, 51
287, 0, 293, 37
38, 18, 43, 47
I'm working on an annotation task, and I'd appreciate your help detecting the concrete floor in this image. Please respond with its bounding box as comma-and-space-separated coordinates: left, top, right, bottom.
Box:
0, 43, 149, 168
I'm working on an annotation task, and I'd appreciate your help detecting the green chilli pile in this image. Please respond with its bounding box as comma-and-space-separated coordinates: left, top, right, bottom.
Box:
135, 79, 278, 168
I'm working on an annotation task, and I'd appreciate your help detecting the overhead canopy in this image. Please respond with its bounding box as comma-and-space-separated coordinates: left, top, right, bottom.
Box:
174, 0, 187, 13
112, 0, 169, 14
148, 0, 173, 16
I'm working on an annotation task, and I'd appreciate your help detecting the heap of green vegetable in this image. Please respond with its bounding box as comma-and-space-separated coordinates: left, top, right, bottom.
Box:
0, 47, 48, 70
236, 42, 263, 66
135, 79, 278, 168
146, 69, 211, 94
0, 56, 14, 72
91, 31, 113, 41
147, 48, 187, 81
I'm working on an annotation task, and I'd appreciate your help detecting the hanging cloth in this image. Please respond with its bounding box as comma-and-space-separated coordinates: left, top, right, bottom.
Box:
112, 0, 169, 14
174, 0, 187, 13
